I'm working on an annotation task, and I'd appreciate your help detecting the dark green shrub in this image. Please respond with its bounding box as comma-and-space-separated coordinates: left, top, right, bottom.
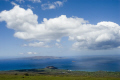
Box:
24, 73, 29, 76
14, 73, 18, 75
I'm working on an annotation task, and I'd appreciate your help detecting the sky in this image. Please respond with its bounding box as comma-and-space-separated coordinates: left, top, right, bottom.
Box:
0, 0, 120, 58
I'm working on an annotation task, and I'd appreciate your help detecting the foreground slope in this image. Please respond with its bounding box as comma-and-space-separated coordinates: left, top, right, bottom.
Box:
0, 68, 120, 80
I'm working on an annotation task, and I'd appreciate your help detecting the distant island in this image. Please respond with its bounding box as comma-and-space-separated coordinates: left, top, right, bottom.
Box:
6, 56, 67, 60
45, 66, 58, 69
24, 56, 67, 60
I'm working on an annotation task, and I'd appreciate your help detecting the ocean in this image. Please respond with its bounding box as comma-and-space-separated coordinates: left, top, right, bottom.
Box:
0, 56, 120, 71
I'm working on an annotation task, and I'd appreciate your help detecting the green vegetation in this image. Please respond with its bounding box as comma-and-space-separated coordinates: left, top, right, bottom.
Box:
0, 68, 120, 80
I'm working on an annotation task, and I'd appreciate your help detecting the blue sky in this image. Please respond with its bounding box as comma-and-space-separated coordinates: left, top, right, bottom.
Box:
0, 0, 120, 58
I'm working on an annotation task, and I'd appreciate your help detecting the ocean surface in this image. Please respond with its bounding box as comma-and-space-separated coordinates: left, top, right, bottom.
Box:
0, 56, 120, 71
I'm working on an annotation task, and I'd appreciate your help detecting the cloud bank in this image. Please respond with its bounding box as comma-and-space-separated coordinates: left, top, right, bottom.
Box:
0, 6, 120, 50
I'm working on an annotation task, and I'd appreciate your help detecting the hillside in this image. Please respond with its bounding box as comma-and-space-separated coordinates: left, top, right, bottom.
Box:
0, 68, 120, 80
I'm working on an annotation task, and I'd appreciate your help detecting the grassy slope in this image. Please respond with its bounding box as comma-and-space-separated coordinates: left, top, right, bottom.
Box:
0, 75, 120, 80
0, 69, 120, 80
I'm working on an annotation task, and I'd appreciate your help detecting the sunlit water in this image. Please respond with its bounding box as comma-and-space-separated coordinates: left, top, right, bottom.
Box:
0, 56, 120, 71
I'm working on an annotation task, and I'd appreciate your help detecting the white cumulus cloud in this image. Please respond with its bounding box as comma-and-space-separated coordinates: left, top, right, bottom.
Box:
28, 0, 41, 3
41, 0, 66, 10
19, 52, 37, 54
16, 0, 24, 3
24, 42, 49, 47
72, 21, 120, 50
56, 43, 62, 48
0, 6, 120, 50
16, 0, 41, 3
27, 52, 37, 54
27, 5, 34, 9
11, 1, 18, 6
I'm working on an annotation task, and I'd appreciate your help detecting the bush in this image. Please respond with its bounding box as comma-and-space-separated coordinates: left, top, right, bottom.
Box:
24, 73, 29, 76
14, 73, 18, 75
